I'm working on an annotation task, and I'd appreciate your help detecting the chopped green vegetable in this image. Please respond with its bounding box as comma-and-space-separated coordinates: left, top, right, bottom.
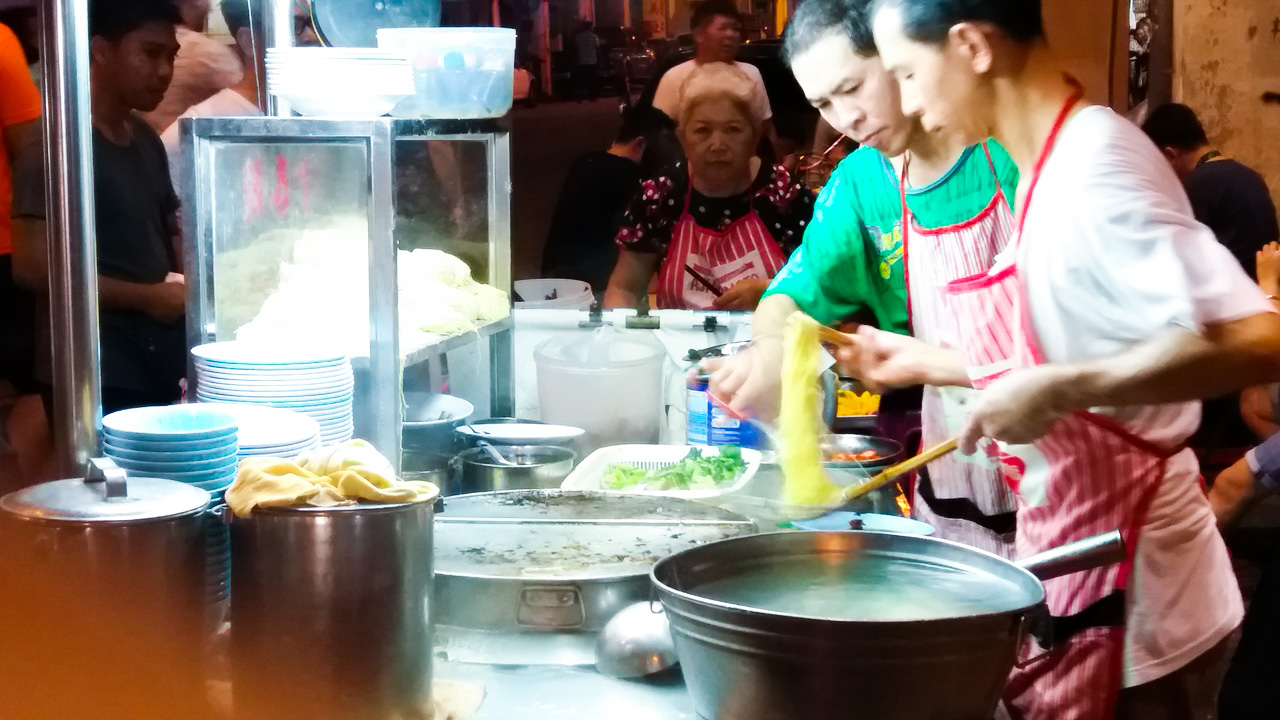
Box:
605, 446, 747, 491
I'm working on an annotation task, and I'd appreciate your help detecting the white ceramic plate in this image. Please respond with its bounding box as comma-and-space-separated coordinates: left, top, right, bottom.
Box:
191, 341, 347, 367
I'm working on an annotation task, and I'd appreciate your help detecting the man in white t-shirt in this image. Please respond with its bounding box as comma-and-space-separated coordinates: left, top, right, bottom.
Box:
651, 0, 781, 158
817, 0, 1280, 718
160, 0, 264, 184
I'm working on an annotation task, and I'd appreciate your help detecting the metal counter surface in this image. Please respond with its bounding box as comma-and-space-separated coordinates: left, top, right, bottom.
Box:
435, 660, 695, 719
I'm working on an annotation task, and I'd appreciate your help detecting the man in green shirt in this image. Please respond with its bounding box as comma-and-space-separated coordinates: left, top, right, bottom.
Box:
705, 0, 1020, 556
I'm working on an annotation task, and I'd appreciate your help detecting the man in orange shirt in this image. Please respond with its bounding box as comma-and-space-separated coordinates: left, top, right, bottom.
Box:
0, 19, 39, 387
0, 18, 42, 488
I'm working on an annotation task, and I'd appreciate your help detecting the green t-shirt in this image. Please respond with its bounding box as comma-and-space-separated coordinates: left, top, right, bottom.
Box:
764, 142, 1020, 332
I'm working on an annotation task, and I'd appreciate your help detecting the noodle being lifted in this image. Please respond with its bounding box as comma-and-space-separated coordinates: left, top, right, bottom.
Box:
778, 312, 842, 507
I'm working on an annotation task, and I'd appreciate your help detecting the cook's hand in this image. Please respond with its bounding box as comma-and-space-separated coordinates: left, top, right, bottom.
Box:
705, 335, 784, 421
1258, 241, 1280, 296
712, 278, 771, 311
958, 365, 1072, 454
834, 326, 931, 392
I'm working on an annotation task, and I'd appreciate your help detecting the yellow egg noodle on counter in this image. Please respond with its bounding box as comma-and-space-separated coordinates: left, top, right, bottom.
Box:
778, 311, 842, 508
226, 439, 439, 517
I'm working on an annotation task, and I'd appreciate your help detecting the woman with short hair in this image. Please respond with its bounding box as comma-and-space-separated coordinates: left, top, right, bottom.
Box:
603, 62, 813, 310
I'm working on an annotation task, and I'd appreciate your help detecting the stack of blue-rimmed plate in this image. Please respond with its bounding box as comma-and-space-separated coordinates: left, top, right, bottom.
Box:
196, 402, 322, 460
102, 405, 240, 496
191, 342, 354, 446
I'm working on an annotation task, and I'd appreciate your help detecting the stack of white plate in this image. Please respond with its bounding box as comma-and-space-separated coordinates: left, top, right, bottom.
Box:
266, 47, 413, 117
514, 279, 594, 310
192, 342, 355, 446
196, 403, 322, 460
102, 405, 240, 496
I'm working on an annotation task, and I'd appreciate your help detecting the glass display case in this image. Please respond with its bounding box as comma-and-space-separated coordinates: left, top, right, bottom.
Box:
179, 117, 514, 468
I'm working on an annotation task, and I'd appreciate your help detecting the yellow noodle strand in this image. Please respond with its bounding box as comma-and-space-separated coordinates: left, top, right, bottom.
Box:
779, 312, 842, 507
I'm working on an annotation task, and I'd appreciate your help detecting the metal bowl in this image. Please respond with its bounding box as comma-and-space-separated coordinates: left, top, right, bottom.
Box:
402, 393, 474, 454
454, 445, 577, 494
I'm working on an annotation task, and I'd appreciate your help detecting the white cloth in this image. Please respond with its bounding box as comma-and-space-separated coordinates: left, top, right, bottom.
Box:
1006, 105, 1264, 687
651, 59, 772, 124
160, 88, 260, 187
141, 27, 243, 134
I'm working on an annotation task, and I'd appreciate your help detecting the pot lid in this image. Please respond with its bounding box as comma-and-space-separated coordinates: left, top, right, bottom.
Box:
435, 490, 756, 581
1, 462, 210, 523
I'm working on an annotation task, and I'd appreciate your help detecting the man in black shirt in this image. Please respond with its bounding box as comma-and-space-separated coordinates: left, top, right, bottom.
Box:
1143, 103, 1280, 279
11, 0, 186, 415
1143, 103, 1280, 467
540, 105, 675, 293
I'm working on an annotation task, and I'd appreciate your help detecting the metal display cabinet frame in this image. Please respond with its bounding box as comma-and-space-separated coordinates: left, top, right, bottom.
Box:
180, 116, 514, 470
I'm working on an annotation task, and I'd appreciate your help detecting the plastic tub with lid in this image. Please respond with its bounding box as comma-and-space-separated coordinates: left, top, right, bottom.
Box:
534, 327, 665, 452
376, 27, 516, 119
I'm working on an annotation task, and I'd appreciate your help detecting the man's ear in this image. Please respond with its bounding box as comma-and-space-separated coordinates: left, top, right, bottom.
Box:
89, 35, 110, 66
948, 22, 995, 75
235, 27, 255, 54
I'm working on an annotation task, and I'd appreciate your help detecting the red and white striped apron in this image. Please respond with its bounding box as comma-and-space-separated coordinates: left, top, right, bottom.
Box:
900, 145, 1019, 559
942, 91, 1172, 719
655, 179, 788, 309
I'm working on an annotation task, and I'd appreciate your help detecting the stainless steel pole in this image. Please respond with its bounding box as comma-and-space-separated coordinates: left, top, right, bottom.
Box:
40, 0, 102, 476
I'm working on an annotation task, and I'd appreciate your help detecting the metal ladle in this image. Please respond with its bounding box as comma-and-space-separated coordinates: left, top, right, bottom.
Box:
474, 438, 517, 467
595, 602, 678, 678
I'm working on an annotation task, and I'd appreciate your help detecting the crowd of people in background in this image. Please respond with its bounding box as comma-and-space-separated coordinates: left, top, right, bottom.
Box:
0, 0, 320, 494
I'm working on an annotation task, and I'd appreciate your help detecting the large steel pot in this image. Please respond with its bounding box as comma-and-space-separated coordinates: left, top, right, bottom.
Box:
652, 530, 1124, 720
228, 493, 438, 720
0, 460, 214, 720
454, 444, 576, 494
434, 490, 756, 665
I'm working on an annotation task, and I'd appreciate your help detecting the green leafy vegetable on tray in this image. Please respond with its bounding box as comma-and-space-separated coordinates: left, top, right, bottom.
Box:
604, 446, 746, 491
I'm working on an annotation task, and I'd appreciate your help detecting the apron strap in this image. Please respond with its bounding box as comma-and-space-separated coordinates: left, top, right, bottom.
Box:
978, 141, 1009, 203
916, 465, 1018, 536
1027, 589, 1126, 652
1013, 82, 1086, 242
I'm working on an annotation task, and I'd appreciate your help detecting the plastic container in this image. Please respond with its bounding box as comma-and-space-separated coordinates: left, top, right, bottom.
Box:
686, 374, 764, 450
534, 327, 665, 451
376, 27, 516, 119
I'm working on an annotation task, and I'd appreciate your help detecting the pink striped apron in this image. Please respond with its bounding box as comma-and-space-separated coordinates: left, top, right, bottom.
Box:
654, 178, 788, 309
942, 91, 1171, 719
900, 145, 1019, 559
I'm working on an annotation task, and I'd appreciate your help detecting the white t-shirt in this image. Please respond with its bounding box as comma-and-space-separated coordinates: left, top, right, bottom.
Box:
160, 89, 261, 186
1001, 105, 1264, 686
651, 59, 772, 124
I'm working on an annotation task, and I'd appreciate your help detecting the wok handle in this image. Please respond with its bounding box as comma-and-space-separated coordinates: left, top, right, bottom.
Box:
1017, 530, 1126, 582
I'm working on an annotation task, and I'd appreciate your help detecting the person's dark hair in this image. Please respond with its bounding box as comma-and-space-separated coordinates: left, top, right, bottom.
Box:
89, 0, 182, 41
783, 0, 877, 64
220, 0, 263, 39
1141, 103, 1209, 151
617, 105, 673, 145
873, 0, 1044, 45
691, 0, 741, 31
